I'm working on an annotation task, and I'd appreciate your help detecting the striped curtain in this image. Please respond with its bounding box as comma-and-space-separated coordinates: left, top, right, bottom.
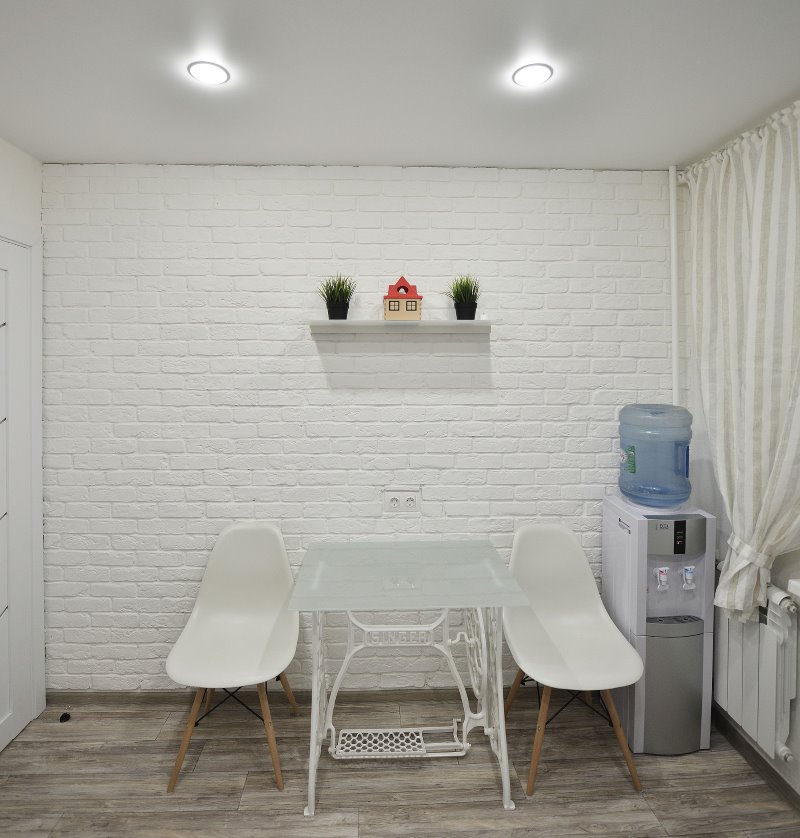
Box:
684, 101, 800, 623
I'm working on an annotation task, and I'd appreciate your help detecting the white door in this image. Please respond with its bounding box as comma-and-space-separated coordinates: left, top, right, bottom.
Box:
0, 238, 43, 751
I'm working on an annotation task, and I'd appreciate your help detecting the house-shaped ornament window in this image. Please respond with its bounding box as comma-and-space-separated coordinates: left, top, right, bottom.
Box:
383, 277, 423, 321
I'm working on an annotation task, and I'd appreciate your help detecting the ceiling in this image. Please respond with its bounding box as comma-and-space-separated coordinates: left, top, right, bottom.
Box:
2, 0, 800, 170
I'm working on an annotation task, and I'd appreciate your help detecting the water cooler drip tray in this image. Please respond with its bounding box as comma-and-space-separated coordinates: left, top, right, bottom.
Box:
646, 614, 704, 637
643, 616, 704, 755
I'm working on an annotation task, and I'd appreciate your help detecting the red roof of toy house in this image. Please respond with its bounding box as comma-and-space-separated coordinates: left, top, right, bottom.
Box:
384, 277, 423, 300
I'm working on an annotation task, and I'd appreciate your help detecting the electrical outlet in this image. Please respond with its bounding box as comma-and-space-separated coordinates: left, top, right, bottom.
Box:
383, 486, 421, 515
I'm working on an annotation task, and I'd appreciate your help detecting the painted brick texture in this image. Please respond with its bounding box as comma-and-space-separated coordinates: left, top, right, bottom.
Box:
42, 164, 672, 689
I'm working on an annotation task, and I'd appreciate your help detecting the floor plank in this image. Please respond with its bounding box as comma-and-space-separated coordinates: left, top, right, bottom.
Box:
0, 740, 202, 776
239, 760, 517, 812
644, 783, 800, 835
194, 737, 310, 773
357, 799, 667, 837
0, 814, 62, 837
50, 810, 358, 838
746, 827, 800, 838
15, 712, 167, 744
0, 772, 247, 815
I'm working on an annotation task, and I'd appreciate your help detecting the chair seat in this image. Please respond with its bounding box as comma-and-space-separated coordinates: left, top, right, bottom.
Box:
503, 605, 643, 692
166, 610, 299, 689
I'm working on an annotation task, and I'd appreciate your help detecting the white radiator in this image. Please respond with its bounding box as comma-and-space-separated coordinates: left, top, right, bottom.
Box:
714, 584, 798, 761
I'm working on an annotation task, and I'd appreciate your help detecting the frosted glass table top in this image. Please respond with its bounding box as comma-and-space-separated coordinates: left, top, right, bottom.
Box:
289, 539, 528, 612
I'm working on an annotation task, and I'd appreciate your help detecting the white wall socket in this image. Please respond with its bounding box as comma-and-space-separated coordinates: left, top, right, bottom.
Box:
383, 486, 421, 515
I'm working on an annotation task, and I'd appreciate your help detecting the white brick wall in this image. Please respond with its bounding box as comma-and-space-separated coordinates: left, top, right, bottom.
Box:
42, 164, 672, 689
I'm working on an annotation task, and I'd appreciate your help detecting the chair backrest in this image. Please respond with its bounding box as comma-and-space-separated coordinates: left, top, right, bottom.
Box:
509, 522, 604, 623
193, 522, 294, 620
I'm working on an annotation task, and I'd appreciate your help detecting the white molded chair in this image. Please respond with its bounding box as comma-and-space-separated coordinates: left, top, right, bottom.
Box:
503, 523, 644, 795
165, 522, 300, 793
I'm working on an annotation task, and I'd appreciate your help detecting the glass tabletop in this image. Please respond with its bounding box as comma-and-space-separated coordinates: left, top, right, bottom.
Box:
289, 539, 528, 612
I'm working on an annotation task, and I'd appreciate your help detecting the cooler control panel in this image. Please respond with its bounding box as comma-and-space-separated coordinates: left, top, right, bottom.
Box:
646, 516, 706, 557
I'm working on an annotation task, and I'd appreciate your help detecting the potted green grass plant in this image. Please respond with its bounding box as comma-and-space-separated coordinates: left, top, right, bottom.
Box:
445, 275, 481, 320
318, 274, 356, 320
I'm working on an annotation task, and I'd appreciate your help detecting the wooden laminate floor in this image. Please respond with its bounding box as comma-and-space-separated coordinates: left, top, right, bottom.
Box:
0, 686, 799, 837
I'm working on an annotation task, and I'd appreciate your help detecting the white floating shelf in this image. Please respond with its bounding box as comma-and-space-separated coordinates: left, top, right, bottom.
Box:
310, 320, 492, 336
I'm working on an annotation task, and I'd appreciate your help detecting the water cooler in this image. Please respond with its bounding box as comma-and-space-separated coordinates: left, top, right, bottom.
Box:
602, 492, 715, 754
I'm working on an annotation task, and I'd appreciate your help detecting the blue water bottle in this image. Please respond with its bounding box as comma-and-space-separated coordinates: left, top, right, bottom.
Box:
619, 404, 692, 508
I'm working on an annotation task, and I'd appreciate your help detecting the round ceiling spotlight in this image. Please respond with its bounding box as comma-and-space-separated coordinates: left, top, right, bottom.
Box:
187, 61, 231, 85
511, 63, 554, 88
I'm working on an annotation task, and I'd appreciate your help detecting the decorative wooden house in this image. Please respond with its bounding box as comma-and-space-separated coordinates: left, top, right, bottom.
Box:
383, 276, 423, 321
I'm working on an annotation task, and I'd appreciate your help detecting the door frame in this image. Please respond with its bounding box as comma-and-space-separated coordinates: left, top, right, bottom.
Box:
0, 222, 44, 747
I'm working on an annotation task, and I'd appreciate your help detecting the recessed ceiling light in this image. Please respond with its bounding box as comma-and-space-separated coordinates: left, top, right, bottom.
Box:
187, 61, 230, 85
512, 63, 553, 88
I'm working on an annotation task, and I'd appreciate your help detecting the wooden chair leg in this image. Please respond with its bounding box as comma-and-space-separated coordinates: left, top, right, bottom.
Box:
167, 688, 205, 793
204, 688, 215, 714
583, 691, 593, 706
278, 672, 300, 715
601, 689, 642, 792
527, 685, 551, 795
505, 667, 525, 717
257, 682, 284, 791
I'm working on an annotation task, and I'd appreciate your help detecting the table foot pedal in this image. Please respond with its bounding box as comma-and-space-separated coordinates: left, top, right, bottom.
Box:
332, 723, 465, 759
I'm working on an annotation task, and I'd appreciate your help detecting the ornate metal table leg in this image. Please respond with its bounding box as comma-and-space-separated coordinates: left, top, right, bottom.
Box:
328, 610, 474, 759
304, 610, 327, 816
485, 605, 515, 810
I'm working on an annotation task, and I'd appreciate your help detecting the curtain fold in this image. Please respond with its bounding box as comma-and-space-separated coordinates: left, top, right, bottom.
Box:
684, 102, 800, 623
